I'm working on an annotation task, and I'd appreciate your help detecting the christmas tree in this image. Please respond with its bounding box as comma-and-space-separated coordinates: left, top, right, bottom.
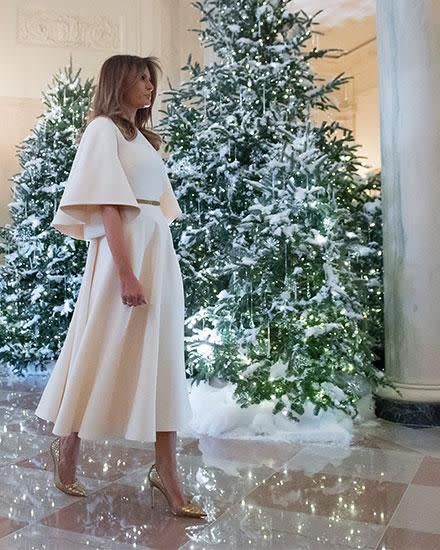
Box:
347, 169, 383, 365
158, 0, 388, 419
0, 60, 94, 376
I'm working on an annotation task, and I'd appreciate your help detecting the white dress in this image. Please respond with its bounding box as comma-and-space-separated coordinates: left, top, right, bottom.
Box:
34, 115, 193, 442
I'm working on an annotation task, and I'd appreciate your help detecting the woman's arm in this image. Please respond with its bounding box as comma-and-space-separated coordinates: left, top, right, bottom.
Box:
102, 205, 133, 277
102, 205, 147, 307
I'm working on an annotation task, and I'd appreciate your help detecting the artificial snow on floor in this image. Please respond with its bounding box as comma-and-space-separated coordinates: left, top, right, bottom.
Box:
183, 379, 374, 446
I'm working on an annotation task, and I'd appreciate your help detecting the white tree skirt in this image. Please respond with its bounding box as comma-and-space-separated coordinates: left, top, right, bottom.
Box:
182, 379, 375, 445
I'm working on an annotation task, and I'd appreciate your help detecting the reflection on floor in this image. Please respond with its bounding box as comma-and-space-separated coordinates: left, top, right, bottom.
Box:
0, 376, 440, 549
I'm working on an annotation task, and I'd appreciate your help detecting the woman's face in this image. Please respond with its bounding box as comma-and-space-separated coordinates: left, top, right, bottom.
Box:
123, 66, 154, 109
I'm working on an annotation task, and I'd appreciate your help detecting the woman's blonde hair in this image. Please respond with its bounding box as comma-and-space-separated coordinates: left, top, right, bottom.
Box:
83, 54, 163, 150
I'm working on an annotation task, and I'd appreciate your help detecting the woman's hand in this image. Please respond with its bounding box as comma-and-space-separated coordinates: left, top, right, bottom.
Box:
119, 270, 148, 307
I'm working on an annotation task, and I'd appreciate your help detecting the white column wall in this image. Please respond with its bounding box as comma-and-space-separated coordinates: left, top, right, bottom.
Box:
376, 0, 440, 401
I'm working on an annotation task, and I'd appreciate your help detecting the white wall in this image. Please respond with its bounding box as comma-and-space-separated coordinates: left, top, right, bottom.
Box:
311, 15, 380, 174
355, 87, 380, 171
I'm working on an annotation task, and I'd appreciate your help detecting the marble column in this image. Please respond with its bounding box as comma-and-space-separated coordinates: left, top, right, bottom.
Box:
374, 0, 440, 425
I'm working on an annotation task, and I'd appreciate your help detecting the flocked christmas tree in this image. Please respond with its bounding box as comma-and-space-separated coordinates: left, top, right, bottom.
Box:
158, 0, 388, 419
0, 60, 94, 376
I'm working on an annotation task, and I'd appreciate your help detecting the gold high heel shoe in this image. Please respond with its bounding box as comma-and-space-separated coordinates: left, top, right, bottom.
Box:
49, 437, 88, 497
147, 463, 207, 518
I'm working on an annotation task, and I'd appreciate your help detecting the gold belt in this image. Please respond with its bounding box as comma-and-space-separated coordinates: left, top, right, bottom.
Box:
137, 199, 160, 205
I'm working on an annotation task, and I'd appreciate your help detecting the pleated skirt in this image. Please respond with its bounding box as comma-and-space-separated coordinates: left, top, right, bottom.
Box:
34, 203, 193, 442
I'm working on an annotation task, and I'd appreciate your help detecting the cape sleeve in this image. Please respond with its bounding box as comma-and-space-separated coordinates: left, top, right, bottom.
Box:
50, 116, 141, 241
160, 173, 183, 225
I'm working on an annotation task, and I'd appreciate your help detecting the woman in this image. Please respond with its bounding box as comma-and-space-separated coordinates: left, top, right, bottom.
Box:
34, 54, 206, 519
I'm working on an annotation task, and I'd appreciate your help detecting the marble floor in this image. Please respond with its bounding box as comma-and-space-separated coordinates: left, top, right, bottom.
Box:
0, 377, 440, 549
